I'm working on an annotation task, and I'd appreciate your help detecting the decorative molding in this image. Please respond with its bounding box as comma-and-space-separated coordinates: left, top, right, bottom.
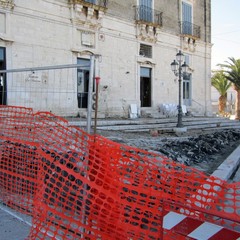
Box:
136, 23, 159, 43
70, 1, 106, 28
0, 34, 14, 43
182, 36, 196, 52
70, 0, 108, 12
0, 0, 15, 9
137, 58, 156, 67
71, 49, 100, 58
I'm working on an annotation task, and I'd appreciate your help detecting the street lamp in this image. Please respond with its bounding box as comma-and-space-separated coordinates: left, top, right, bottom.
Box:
170, 50, 189, 128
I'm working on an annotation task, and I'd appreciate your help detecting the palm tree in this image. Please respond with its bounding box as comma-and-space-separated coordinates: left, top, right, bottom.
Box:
211, 71, 232, 114
218, 58, 240, 120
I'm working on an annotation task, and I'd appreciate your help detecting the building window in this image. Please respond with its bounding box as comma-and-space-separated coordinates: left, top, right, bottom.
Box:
0, 13, 6, 33
83, 0, 108, 8
183, 54, 192, 106
139, 0, 153, 22
139, 44, 152, 58
85, 0, 96, 3
182, 1, 193, 35
0, 48, 4, 61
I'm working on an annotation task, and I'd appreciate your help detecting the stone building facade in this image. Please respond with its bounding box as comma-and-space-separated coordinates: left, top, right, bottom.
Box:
0, 0, 212, 117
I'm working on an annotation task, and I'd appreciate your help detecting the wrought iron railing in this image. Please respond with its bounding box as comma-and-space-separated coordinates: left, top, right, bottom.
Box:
135, 6, 162, 26
180, 21, 200, 38
83, 0, 108, 8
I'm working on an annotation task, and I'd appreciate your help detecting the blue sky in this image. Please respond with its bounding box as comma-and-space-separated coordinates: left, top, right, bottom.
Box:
211, 0, 240, 69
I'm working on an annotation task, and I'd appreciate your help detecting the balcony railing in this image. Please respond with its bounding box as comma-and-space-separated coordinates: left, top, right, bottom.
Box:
83, 0, 108, 8
70, 0, 108, 8
180, 21, 200, 39
135, 6, 162, 26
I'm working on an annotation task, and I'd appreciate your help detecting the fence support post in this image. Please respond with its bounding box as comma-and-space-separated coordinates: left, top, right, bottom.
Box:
87, 55, 95, 134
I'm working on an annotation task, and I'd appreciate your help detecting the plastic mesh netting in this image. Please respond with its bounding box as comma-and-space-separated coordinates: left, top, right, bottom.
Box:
0, 105, 239, 239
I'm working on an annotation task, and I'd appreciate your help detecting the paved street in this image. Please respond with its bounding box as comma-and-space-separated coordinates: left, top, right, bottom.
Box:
0, 204, 31, 240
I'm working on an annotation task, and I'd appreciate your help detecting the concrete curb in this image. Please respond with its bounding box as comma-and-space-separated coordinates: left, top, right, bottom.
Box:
211, 145, 240, 181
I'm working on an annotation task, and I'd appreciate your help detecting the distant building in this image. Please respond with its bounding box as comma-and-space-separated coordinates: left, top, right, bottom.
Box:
0, 0, 212, 117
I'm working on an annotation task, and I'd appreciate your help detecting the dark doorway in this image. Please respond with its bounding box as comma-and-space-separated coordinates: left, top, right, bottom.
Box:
140, 67, 151, 107
77, 58, 93, 108
0, 47, 6, 105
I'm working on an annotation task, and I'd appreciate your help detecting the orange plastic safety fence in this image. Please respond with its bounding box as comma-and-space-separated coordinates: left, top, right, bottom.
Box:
0, 105, 36, 142
0, 139, 39, 214
0, 105, 239, 239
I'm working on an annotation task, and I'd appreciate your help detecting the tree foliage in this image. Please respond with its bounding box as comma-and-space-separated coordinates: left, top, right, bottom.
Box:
211, 71, 232, 96
218, 57, 240, 90
217, 57, 240, 119
211, 70, 231, 114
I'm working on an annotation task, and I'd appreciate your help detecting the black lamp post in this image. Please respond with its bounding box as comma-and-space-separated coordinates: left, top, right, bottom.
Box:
170, 50, 189, 128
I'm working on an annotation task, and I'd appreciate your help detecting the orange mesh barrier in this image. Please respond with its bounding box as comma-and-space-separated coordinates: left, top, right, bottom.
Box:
0, 139, 39, 214
0, 105, 239, 239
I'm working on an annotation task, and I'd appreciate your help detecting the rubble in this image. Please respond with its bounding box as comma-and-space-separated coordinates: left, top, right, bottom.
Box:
98, 129, 240, 175
156, 130, 240, 170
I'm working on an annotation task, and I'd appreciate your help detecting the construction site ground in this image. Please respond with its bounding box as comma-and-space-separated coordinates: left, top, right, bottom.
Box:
1, 115, 240, 240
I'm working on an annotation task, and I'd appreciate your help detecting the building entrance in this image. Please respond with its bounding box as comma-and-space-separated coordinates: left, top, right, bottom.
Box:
140, 67, 151, 107
0, 47, 6, 105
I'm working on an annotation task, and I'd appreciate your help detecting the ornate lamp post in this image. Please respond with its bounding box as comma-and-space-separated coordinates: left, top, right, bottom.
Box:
170, 50, 189, 128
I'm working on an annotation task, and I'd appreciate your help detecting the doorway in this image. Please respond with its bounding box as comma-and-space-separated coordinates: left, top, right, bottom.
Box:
140, 67, 151, 107
77, 58, 94, 108
0, 47, 6, 105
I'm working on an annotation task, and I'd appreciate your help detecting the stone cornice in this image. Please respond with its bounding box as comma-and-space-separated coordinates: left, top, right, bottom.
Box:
0, 34, 14, 43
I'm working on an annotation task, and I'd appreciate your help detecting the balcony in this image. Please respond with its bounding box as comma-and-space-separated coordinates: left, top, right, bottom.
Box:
70, 0, 108, 29
179, 21, 200, 39
135, 6, 163, 27
70, 0, 108, 10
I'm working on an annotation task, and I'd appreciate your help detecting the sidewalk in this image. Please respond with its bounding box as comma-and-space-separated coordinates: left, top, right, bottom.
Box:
0, 204, 31, 240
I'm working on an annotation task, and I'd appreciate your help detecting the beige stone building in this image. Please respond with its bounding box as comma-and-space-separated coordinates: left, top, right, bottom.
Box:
0, 0, 212, 117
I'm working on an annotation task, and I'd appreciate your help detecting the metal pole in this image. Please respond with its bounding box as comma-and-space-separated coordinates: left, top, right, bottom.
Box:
0, 63, 90, 74
177, 65, 183, 128
94, 77, 100, 136
87, 56, 95, 134
93, 56, 101, 136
